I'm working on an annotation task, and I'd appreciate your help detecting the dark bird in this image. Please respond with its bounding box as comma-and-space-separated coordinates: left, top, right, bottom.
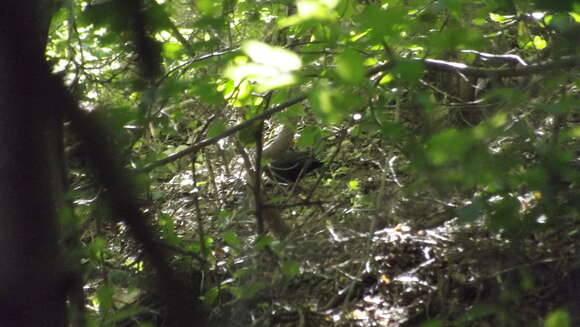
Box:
266, 151, 322, 183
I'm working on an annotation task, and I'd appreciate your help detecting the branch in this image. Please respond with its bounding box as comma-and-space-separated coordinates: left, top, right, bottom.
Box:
368, 55, 579, 78
140, 94, 307, 172
143, 54, 578, 173
157, 48, 238, 85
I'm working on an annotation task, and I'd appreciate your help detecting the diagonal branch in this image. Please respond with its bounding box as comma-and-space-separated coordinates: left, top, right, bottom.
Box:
143, 54, 578, 173
140, 94, 307, 172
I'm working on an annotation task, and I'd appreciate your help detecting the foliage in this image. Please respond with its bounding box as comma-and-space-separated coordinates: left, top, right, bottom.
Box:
46, 0, 579, 326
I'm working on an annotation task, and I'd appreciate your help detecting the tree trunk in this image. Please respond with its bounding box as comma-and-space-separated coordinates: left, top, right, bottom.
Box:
0, 1, 67, 326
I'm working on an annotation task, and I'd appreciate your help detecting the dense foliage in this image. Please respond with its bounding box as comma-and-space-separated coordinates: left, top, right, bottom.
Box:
39, 0, 580, 326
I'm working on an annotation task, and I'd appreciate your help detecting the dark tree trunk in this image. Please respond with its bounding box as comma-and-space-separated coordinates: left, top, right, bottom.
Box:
0, 1, 67, 326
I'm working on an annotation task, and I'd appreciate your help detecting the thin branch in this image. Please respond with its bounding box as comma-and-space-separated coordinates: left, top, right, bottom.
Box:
460, 50, 528, 66
254, 121, 265, 235
368, 55, 579, 78
140, 94, 307, 172
157, 48, 239, 85
143, 54, 578, 173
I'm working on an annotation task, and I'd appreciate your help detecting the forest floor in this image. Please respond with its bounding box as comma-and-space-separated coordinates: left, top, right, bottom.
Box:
259, 217, 580, 326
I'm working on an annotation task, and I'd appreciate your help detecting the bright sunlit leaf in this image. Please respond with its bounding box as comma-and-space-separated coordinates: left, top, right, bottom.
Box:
472, 17, 486, 25
297, 0, 339, 18
225, 41, 302, 91
279, 0, 339, 26
162, 42, 183, 59
350, 29, 370, 42
348, 180, 359, 191
533, 35, 547, 49
242, 41, 301, 72
379, 73, 394, 84
489, 13, 513, 23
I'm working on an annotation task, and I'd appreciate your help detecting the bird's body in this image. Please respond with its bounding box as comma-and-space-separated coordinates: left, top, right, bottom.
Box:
266, 151, 322, 183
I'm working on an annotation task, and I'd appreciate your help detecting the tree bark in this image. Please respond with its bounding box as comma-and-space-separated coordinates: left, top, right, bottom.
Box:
0, 1, 67, 326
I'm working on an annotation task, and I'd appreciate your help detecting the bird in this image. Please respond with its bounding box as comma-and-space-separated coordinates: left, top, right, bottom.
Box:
266, 151, 322, 183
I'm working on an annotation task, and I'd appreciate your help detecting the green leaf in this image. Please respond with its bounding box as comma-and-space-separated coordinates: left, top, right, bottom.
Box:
188, 242, 201, 254
159, 78, 189, 98
566, 126, 580, 139
202, 285, 227, 306
335, 49, 365, 85
190, 77, 223, 105
89, 237, 107, 261
158, 213, 180, 245
218, 210, 231, 218
196, 0, 220, 16
533, 35, 548, 50
309, 84, 360, 124
282, 260, 300, 278
242, 41, 301, 72
163, 42, 183, 59
393, 60, 425, 85
440, 0, 464, 14
255, 235, 274, 248
236, 281, 266, 299
204, 236, 214, 248
233, 267, 251, 279
348, 180, 359, 191
297, 126, 322, 147
380, 121, 406, 141
426, 129, 473, 165
225, 41, 302, 91
488, 196, 521, 231
489, 13, 511, 23
379, 73, 394, 84
361, 5, 408, 41
279, 0, 340, 27
207, 119, 227, 138
223, 231, 241, 248
237, 122, 260, 146
96, 284, 114, 313
545, 309, 571, 327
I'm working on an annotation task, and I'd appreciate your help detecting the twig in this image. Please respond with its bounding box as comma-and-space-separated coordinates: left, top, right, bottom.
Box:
254, 121, 266, 235
141, 94, 307, 172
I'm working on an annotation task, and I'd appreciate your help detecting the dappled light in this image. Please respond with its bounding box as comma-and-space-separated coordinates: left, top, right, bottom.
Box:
0, 0, 578, 326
